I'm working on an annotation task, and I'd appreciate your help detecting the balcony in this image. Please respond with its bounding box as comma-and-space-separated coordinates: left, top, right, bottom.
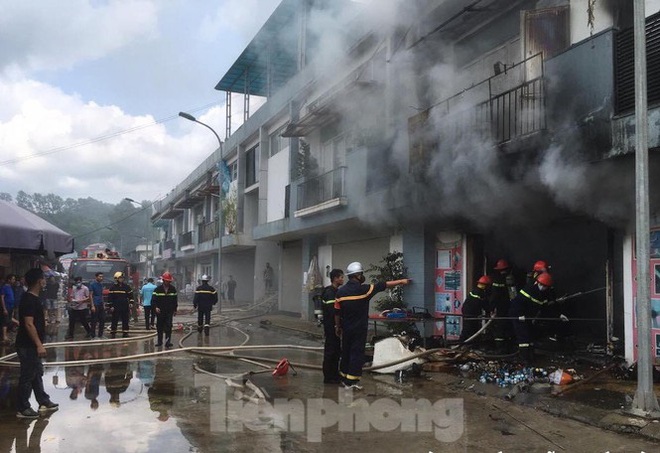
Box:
162, 239, 175, 260
179, 231, 194, 251
198, 220, 219, 244
295, 166, 347, 218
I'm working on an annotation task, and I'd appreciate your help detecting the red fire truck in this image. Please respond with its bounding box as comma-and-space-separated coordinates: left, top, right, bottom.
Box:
68, 247, 131, 303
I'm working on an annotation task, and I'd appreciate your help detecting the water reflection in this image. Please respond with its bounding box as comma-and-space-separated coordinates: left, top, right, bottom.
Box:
105, 362, 132, 407
0, 417, 50, 452
84, 363, 103, 410
148, 361, 175, 422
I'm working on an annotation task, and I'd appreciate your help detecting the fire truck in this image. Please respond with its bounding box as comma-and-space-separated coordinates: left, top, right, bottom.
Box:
68, 245, 131, 303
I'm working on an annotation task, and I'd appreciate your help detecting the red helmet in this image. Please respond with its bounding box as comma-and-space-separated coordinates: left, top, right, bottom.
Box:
533, 260, 548, 272
477, 275, 492, 286
536, 272, 553, 287
494, 259, 509, 271
162, 272, 173, 282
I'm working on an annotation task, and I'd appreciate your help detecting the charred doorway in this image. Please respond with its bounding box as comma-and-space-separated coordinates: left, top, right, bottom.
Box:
478, 218, 620, 346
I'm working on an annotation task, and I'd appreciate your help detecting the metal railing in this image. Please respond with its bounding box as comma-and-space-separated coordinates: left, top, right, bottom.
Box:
198, 220, 219, 243
296, 166, 346, 211
430, 52, 546, 146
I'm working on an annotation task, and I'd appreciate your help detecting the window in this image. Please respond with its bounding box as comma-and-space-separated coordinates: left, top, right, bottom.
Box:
229, 161, 238, 182
269, 127, 289, 157
523, 7, 570, 60
246, 145, 259, 187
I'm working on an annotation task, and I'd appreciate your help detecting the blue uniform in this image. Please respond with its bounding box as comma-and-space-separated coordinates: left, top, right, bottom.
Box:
334, 279, 386, 386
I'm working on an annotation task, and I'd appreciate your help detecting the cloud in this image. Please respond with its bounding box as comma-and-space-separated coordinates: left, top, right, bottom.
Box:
0, 0, 159, 76
0, 77, 222, 202
0, 0, 279, 203
198, 0, 281, 44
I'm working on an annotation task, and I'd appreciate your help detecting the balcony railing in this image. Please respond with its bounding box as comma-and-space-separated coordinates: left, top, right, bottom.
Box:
179, 231, 193, 248
198, 220, 219, 243
296, 166, 346, 211
428, 52, 546, 147
164, 239, 175, 251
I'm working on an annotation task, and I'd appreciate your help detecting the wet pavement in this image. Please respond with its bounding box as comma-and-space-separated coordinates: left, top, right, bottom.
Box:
0, 307, 658, 452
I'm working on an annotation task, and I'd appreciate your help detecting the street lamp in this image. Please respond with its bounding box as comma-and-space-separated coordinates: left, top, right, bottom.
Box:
125, 197, 152, 278
178, 111, 224, 292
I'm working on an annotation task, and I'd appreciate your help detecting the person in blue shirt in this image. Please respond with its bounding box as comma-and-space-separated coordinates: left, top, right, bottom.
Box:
1, 274, 17, 345
89, 272, 106, 339
140, 278, 157, 330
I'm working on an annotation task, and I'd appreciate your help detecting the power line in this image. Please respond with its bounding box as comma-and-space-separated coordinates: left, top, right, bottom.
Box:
0, 102, 219, 167
73, 199, 159, 240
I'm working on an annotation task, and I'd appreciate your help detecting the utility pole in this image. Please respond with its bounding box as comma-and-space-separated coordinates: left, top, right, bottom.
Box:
632, 0, 660, 416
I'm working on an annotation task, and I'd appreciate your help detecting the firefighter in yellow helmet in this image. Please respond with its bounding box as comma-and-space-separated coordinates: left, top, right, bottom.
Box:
107, 272, 134, 338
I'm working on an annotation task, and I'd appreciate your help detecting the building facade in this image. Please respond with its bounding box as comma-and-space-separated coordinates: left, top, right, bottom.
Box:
150, 0, 660, 363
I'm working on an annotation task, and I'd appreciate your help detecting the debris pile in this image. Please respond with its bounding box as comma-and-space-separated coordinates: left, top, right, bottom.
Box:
457, 361, 583, 387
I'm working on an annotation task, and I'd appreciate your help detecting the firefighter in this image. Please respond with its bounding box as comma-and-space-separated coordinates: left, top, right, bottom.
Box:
334, 262, 410, 390
526, 260, 549, 286
152, 272, 178, 348
193, 275, 217, 336
509, 272, 554, 363
459, 275, 492, 343
321, 268, 344, 384
107, 272, 134, 338
490, 259, 517, 353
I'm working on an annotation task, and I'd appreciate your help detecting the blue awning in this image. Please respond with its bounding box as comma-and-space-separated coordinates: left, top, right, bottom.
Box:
215, 0, 299, 97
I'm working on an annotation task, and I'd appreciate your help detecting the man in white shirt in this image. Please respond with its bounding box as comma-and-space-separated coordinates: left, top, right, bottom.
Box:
66, 277, 94, 340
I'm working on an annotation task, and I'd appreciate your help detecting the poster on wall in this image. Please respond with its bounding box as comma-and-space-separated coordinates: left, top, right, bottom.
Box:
434, 233, 463, 340
632, 228, 660, 361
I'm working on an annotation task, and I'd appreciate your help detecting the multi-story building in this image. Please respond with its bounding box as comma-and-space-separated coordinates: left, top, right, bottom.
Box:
151, 0, 660, 363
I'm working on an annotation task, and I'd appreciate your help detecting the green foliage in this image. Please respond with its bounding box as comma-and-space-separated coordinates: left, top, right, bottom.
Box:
0, 192, 12, 202
367, 251, 408, 313
294, 138, 319, 180
5, 191, 152, 255
222, 185, 237, 234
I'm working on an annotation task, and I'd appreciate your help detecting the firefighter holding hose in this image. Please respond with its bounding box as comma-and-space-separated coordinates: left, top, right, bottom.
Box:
334, 262, 410, 390
459, 275, 492, 343
509, 272, 555, 364
490, 259, 517, 353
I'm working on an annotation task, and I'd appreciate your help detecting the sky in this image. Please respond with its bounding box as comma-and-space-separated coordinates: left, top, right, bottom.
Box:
0, 0, 281, 204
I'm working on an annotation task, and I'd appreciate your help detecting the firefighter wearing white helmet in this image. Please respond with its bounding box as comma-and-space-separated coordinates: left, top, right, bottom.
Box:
193, 275, 218, 336
334, 261, 412, 390
107, 271, 134, 338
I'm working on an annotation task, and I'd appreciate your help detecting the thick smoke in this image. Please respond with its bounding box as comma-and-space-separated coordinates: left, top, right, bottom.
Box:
298, 0, 639, 233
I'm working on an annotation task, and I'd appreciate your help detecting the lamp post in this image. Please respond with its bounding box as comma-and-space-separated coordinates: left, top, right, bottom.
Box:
125, 197, 152, 277
632, 0, 660, 416
178, 111, 224, 290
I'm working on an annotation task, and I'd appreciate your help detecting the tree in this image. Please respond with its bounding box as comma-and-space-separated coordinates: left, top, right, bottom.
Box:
367, 251, 408, 312
32, 193, 64, 216
16, 191, 34, 211
0, 192, 12, 202
367, 251, 410, 335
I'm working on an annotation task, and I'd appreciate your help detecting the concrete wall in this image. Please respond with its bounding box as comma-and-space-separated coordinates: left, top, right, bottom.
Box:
281, 240, 303, 313
267, 147, 290, 222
